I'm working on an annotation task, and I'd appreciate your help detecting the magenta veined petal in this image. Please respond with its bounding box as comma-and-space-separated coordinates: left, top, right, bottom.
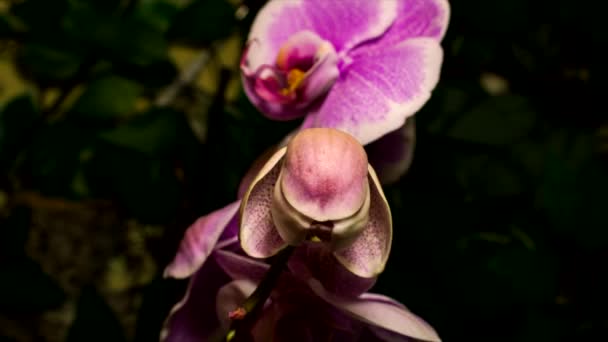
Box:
302, 38, 443, 145
333, 167, 392, 278
309, 279, 442, 342
164, 201, 240, 279
239, 147, 288, 258
364, 0, 451, 51
245, 0, 397, 72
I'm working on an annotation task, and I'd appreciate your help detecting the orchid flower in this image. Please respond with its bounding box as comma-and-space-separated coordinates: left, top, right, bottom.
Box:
163, 242, 441, 342
241, 0, 449, 145
240, 128, 392, 278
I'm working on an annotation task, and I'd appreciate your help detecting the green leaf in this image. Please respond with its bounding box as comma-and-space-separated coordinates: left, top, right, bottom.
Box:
0, 94, 39, 169
447, 95, 536, 146
486, 248, 557, 303
168, 0, 236, 45
0, 206, 31, 258
22, 122, 89, 197
0, 258, 65, 312
454, 0, 532, 34
0, 14, 15, 37
84, 144, 181, 224
133, 0, 180, 33
63, 6, 168, 66
538, 148, 608, 250
11, 0, 68, 33
113, 59, 178, 88
66, 287, 126, 342
455, 153, 525, 197
70, 0, 122, 13
70, 75, 142, 120
17, 43, 84, 83
99, 108, 184, 156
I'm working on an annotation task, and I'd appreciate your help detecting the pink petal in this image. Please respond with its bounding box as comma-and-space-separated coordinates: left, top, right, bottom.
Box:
309, 280, 441, 342
367, 0, 450, 50
245, 0, 397, 72
240, 148, 288, 258
302, 38, 443, 145
334, 167, 392, 278
160, 259, 230, 342
366, 118, 416, 185
164, 201, 240, 279
214, 249, 270, 282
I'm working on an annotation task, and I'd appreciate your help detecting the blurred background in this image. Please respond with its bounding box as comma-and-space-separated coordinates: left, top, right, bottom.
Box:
0, 0, 606, 341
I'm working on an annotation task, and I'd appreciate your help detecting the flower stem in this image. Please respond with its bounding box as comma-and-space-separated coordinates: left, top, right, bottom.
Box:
225, 246, 295, 341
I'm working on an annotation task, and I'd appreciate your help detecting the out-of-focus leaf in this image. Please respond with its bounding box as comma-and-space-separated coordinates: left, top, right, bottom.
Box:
70, 75, 142, 120
66, 287, 126, 342
10, 0, 68, 33
0, 94, 38, 169
447, 95, 536, 146
0, 206, 31, 259
71, 0, 122, 13
168, 0, 236, 45
538, 150, 608, 250
0, 14, 15, 37
0, 258, 65, 312
17, 43, 84, 83
22, 122, 89, 197
455, 153, 524, 197
486, 248, 557, 303
84, 144, 181, 224
63, 6, 168, 66
454, 0, 531, 34
133, 0, 180, 33
99, 108, 184, 156
113, 59, 178, 88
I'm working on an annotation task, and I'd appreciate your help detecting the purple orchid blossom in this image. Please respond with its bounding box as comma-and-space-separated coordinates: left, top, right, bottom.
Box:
239, 128, 392, 278
241, 0, 450, 145
163, 241, 441, 342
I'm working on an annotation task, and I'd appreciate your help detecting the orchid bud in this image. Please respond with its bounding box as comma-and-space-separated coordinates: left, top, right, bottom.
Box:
240, 128, 392, 278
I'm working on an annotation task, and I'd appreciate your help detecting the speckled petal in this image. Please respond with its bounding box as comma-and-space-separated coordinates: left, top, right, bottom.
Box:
302, 38, 443, 145
164, 201, 240, 279
334, 167, 392, 278
240, 147, 288, 258
281, 128, 369, 221
289, 243, 376, 297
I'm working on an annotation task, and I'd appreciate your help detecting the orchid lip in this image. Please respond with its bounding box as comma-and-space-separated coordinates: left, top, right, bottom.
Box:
271, 167, 371, 251
241, 32, 340, 110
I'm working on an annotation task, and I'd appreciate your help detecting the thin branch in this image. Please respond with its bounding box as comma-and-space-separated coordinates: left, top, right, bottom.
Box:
154, 49, 211, 107
211, 246, 295, 342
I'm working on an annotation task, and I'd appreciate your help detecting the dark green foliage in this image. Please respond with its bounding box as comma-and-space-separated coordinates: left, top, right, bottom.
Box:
66, 287, 127, 342
168, 0, 237, 45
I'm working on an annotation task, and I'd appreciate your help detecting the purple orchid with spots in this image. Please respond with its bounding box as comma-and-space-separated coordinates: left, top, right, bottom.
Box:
164, 239, 441, 342
241, 0, 450, 145
240, 128, 392, 278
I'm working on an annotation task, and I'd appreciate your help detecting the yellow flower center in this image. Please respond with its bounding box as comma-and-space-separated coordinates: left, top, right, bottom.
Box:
280, 68, 306, 96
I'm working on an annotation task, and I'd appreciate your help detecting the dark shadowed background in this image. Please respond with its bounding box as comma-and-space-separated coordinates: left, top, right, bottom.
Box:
0, 0, 606, 341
